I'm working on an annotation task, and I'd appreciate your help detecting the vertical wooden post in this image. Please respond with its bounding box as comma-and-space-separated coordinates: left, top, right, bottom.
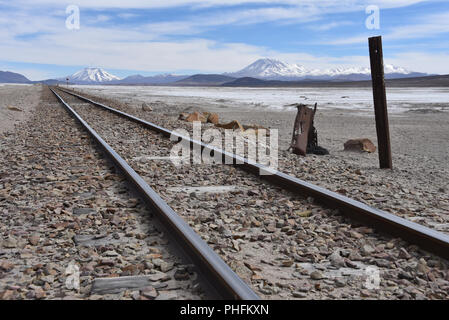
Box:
369, 36, 392, 169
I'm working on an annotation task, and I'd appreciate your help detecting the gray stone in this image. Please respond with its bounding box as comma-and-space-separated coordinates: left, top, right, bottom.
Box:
310, 271, 325, 280
398, 271, 414, 280
174, 269, 190, 281
155, 291, 178, 300
140, 286, 158, 299
333, 278, 346, 287
73, 207, 96, 215
362, 245, 375, 255
2, 237, 17, 249
292, 291, 307, 298
160, 262, 174, 272
73, 234, 125, 247
147, 272, 170, 282
329, 250, 346, 267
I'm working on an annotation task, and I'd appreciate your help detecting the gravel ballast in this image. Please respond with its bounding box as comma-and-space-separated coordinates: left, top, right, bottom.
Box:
55, 88, 449, 300
0, 87, 207, 300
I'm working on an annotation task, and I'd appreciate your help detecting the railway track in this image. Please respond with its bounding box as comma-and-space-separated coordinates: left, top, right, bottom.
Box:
49, 88, 259, 300
51, 86, 449, 299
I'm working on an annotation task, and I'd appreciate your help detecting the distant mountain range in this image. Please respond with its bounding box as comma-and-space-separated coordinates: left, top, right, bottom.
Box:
225, 58, 427, 81
59, 59, 429, 84
0, 71, 32, 83
223, 74, 449, 88
0, 71, 61, 85
0, 58, 435, 85
111, 73, 188, 84
175, 74, 236, 86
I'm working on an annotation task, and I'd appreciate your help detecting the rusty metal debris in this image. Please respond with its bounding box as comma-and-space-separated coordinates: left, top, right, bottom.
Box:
344, 139, 376, 153
216, 120, 267, 134
203, 112, 219, 125
6, 105, 23, 112
215, 120, 244, 131
179, 111, 267, 134
179, 111, 218, 124
289, 103, 328, 156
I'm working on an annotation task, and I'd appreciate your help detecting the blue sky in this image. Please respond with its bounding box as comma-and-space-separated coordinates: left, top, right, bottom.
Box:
1, 0, 449, 80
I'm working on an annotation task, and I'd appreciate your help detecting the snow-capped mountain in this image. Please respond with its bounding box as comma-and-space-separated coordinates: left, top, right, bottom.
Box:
228, 58, 307, 79
60, 60, 429, 86
227, 58, 427, 81
65, 67, 121, 83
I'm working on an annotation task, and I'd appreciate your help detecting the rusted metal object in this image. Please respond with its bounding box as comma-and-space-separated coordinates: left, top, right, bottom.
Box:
344, 139, 376, 153
289, 103, 317, 156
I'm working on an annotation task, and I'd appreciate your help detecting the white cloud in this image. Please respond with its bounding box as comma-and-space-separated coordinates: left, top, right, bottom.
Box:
327, 35, 372, 45
4, 25, 448, 77
276, 51, 449, 74
328, 9, 449, 45
386, 11, 449, 40
17, 69, 56, 81
117, 13, 139, 19
386, 52, 449, 74
310, 21, 355, 31
0, 0, 432, 10
0, 0, 446, 78
91, 15, 111, 23
119, 0, 436, 32
0, 65, 55, 80
0, 34, 263, 73
0, 0, 438, 40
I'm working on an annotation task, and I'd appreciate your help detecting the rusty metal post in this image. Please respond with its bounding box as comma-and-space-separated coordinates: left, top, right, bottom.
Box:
369, 36, 392, 169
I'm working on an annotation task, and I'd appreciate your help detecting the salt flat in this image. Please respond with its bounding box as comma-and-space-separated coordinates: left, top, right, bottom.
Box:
74, 85, 449, 113
72, 84, 449, 235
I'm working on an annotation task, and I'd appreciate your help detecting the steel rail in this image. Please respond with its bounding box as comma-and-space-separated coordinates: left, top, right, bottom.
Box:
56, 87, 449, 261
50, 88, 260, 300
